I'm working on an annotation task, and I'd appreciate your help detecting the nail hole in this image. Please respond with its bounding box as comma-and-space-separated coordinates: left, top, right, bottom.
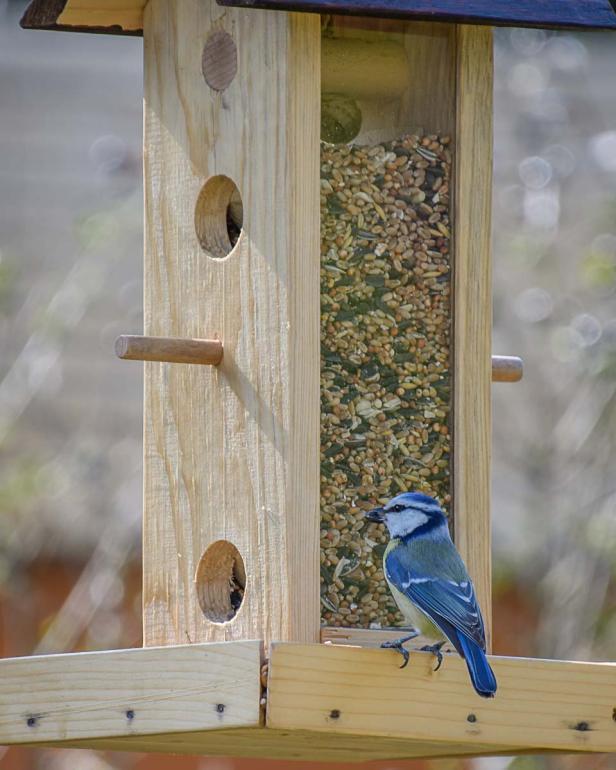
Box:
195, 540, 246, 623
126, 709, 135, 721
195, 175, 243, 260
202, 31, 238, 92
216, 703, 226, 714
612, 707, 616, 722
467, 714, 477, 723
574, 721, 591, 732
329, 709, 341, 719
26, 716, 38, 727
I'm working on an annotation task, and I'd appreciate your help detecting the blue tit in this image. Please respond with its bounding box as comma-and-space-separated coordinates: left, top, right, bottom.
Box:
366, 491, 497, 698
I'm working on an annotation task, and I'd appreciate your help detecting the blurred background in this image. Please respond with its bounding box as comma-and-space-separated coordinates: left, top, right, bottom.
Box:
0, 0, 615, 768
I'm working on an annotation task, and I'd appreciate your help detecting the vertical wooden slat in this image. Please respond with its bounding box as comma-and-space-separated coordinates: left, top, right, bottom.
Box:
398, 22, 456, 136
142, 0, 320, 646
453, 25, 493, 647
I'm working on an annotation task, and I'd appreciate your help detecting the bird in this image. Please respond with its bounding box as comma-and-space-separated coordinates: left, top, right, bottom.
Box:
365, 491, 497, 698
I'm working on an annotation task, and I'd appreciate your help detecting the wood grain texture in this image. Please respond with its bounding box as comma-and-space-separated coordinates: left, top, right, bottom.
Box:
320, 18, 454, 143
321, 626, 455, 652
452, 25, 493, 649
115, 335, 224, 365
0, 642, 261, 745
217, 0, 616, 30
267, 643, 616, 754
321, 36, 410, 100
44, 727, 519, 760
398, 21, 455, 136
3, 641, 614, 758
21, 0, 145, 33
142, 0, 320, 647
202, 31, 238, 92
491, 355, 523, 383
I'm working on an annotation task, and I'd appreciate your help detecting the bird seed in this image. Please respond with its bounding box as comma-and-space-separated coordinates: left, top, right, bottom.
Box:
320, 133, 452, 628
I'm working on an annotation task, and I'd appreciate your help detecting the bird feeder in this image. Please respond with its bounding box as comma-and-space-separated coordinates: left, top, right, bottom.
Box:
3, 0, 616, 762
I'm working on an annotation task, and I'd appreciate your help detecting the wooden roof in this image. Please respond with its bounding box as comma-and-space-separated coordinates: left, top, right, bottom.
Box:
21, 0, 145, 35
219, 0, 616, 29
20, 0, 616, 34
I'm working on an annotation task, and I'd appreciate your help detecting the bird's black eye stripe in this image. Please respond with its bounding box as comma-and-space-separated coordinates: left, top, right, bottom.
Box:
388, 504, 404, 513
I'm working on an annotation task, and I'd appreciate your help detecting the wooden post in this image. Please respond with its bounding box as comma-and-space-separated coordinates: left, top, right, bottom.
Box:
491, 355, 523, 382
453, 25, 494, 647
142, 0, 320, 646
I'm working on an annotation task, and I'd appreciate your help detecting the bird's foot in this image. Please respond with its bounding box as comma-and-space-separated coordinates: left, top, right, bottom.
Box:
380, 631, 420, 669
420, 641, 446, 671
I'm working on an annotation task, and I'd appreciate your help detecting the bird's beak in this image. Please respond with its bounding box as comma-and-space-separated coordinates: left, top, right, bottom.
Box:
365, 507, 385, 523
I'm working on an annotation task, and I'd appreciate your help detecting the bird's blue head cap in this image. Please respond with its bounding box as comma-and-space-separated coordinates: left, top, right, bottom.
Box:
365, 491, 446, 538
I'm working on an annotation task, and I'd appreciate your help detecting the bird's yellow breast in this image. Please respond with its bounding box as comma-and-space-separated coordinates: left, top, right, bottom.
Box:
384, 540, 444, 641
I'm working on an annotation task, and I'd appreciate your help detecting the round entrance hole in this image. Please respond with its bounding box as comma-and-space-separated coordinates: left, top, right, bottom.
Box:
195, 540, 246, 623
194, 175, 243, 259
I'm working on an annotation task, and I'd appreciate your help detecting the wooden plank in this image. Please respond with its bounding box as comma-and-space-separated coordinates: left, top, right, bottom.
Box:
0, 642, 261, 745
320, 19, 454, 139
452, 25, 493, 649
142, 0, 320, 647
267, 643, 616, 755
217, 0, 616, 30
50, 727, 518, 761
58, 2, 144, 32
397, 20, 455, 135
21, 0, 145, 34
3, 641, 614, 758
321, 626, 455, 652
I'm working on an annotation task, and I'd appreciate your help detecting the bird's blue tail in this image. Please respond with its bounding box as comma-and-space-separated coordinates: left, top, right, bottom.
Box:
459, 635, 497, 698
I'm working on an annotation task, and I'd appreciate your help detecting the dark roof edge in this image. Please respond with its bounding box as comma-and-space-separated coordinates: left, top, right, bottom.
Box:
19, 0, 616, 34
20, 0, 143, 35
218, 0, 616, 30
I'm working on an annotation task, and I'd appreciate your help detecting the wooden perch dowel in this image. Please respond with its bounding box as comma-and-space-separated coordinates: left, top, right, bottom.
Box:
322, 38, 410, 101
491, 355, 523, 382
115, 335, 223, 365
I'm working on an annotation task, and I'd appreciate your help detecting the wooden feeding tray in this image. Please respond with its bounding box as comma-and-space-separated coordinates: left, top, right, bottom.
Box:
4, 0, 616, 762
1, 642, 616, 759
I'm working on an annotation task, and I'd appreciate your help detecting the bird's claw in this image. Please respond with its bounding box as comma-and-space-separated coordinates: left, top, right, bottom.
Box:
420, 641, 446, 671
380, 631, 419, 669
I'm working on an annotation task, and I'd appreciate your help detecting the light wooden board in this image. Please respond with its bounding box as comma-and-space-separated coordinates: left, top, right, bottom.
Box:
267, 643, 616, 754
0, 642, 261, 745
3, 641, 613, 758
452, 25, 494, 647
321, 625, 455, 652
398, 21, 455, 135
324, 19, 454, 143
142, 0, 321, 646
43, 727, 517, 761
58, 0, 144, 30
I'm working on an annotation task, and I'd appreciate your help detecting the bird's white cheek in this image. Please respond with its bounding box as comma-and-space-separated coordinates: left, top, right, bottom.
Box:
386, 510, 429, 537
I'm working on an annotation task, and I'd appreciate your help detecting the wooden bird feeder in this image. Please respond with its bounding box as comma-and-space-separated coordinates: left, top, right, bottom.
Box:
4, 0, 616, 762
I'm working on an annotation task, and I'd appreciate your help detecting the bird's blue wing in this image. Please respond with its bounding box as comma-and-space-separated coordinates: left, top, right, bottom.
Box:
385, 541, 486, 650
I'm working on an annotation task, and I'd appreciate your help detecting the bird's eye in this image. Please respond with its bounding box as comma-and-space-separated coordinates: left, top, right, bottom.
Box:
389, 504, 404, 513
